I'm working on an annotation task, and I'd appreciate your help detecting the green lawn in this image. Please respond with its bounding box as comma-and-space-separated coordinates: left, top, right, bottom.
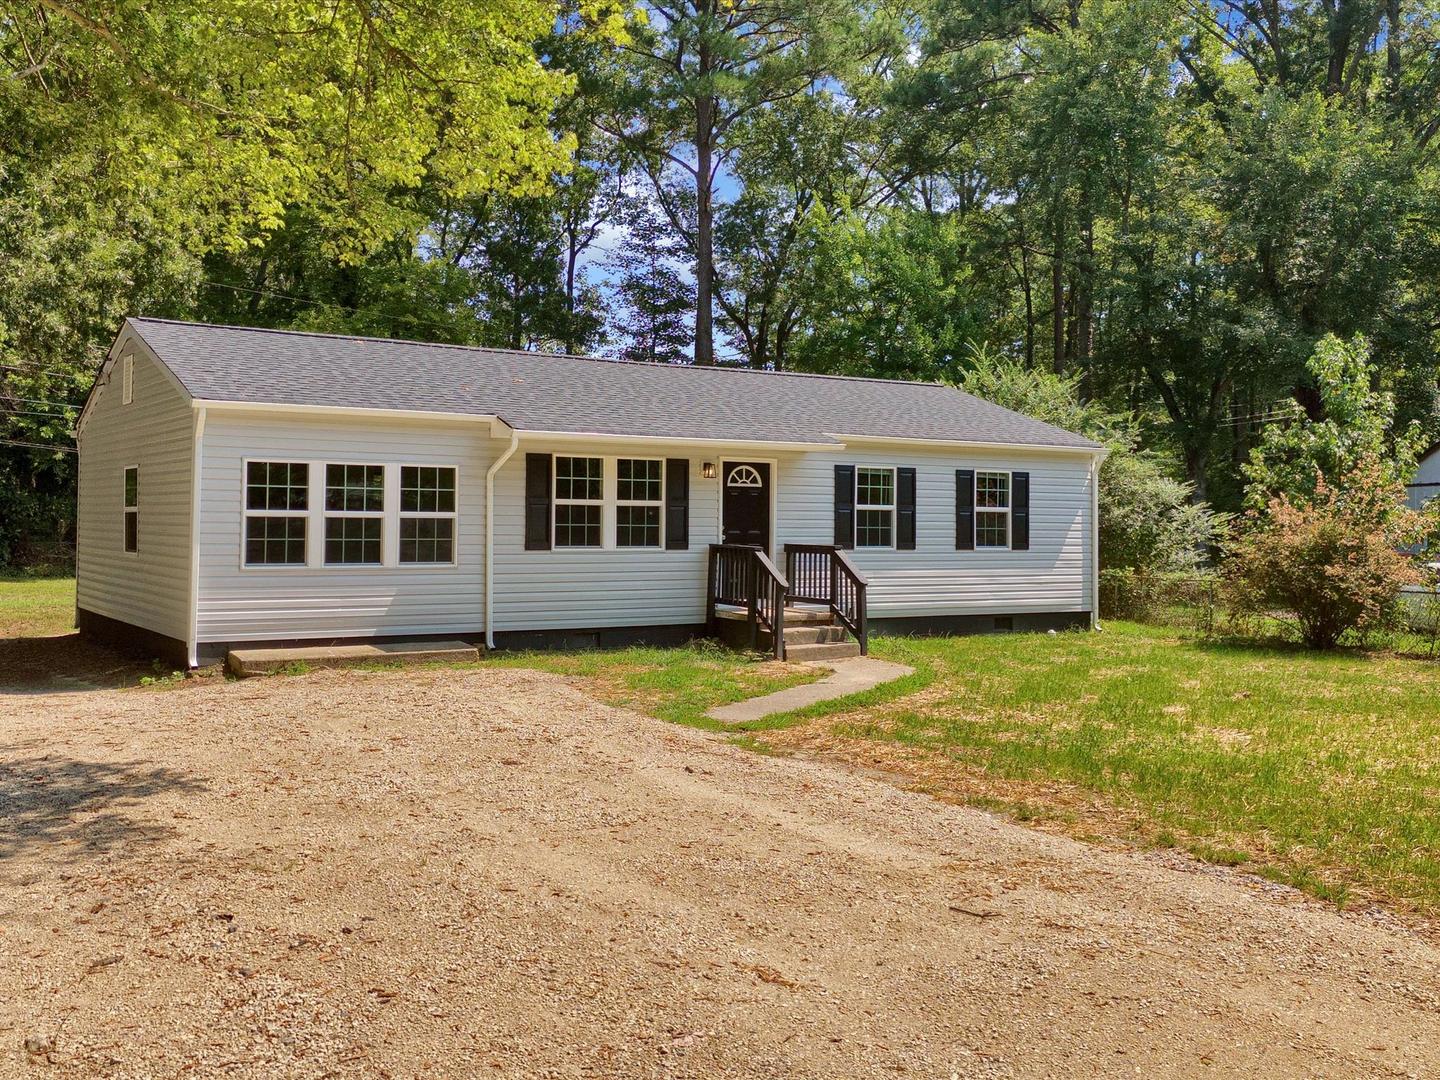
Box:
843, 624, 1440, 913
484, 642, 823, 728
0, 573, 75, 636
8, 575, 1440, 913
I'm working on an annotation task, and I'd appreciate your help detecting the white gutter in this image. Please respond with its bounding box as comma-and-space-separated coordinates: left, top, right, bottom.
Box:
828, 432, 1102, 457
186, 405, 207, 667
517, 429, 835, 451
197, 399, 502, 427
484, 421, 521, 650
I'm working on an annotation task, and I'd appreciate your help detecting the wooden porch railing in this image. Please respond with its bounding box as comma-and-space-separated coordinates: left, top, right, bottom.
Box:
707, 544, 788, 659
783, 544, 869, 655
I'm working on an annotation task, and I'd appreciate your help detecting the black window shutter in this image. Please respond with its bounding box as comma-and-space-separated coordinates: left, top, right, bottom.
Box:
834, 464, 855, 549
664, 458, 689, 550
955, 469, 975, 550
524, 453, 552, 551
896, 467, 917, 550
1011, 471, 1030, 551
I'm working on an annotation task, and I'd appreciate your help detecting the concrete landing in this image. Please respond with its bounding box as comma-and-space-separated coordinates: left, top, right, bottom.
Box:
706, 656, 914, 725
227, 640, 480, 677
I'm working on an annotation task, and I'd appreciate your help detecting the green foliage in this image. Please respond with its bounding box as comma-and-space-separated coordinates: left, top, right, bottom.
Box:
1243, 334, 1427, 510
959, 348, 1227, 573
1098, 568, 1217, 629
787, 205, 984, 380
1, 0, 598, 258
606, 199, 695, 364
1225, 460, 1424, 649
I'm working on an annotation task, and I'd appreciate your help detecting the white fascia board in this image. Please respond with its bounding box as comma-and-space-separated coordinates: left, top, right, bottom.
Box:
194, 399, 504, 434
829, 432, 1104, 457
512, 429, 838, 452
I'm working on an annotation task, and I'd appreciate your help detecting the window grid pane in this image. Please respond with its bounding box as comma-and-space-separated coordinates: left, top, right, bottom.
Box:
555, 456, 602, 502
124, 510, 138, 552
399, 517, 455, 564
400, 466, 456, 514
617, 459, 662, 503
325, 464, 384, 512
976, 510, 1009, 548
247, 461, 309, 511
856, 508, 892, 548
124, 467, 138, 508
324, 517, 382, 564
856, 467, 894, 508
555, 503, 602, 548
245, 516, 307, 565
616, 504, 661, 548
976, 472, 1010, 509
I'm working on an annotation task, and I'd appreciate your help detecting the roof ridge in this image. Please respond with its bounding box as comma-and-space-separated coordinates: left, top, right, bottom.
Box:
128, 316, 959, 391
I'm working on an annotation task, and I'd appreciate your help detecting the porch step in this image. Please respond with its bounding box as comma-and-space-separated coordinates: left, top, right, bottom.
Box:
713, 604, 835, 626
782, 624, 849, 645
785, 640, 862, 662
226, 640, 479, 677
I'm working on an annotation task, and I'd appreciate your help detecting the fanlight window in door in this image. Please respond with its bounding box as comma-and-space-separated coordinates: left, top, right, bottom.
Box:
727, 464, 763, 488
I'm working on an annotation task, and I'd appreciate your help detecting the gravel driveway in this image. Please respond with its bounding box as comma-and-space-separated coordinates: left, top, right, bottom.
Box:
3, 666, 1438, 1078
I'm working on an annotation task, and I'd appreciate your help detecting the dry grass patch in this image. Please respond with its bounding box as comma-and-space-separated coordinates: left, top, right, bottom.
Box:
749, 623, 1440, 916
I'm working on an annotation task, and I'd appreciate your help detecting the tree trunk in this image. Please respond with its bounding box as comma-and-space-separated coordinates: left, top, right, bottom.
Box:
694, 89, 715, 366
1387, 0, 1402, 101
1076, 217, 1095, 370
564, 230, 580, 354
1183, 441, 1209, 503
1051, 225, 1065, 374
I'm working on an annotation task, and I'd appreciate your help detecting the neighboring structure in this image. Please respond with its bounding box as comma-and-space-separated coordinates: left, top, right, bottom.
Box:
75, 318, 1105, 667
1407, 442, 1440, 510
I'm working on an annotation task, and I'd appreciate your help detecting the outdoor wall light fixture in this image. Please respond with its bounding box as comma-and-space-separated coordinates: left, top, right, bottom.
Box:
702, 462, 718, 479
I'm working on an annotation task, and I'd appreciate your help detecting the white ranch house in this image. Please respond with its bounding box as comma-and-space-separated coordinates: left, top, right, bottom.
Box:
76, 318, 1104, 667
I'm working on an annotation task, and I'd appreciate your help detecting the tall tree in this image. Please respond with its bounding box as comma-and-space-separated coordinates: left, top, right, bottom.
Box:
595, 0, 865, 363
606, 199, 695, 364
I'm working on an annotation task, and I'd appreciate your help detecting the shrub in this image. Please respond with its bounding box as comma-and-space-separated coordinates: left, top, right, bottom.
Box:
1223, 460, 1422, 649
958, 347, 1226, 574
1100, 568, 1219, 628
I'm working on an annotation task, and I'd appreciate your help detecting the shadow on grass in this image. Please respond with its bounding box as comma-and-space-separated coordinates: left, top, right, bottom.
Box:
1184, 630, 1440, 664
0, 750, 208, 862
0, 633, 152, 693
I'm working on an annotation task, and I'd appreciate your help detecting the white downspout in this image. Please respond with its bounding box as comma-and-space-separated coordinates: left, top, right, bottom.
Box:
1090, 448, 1106, 631
484, 422, 520, 650
187, 405, 207, 667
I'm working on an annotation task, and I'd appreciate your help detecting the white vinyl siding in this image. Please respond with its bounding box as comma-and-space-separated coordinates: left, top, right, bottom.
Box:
492, 441, 715, 631
195, 413, 489, 643
76, 342, 193, 641
489, 438, 1093, 634
773, 446, 1091, 618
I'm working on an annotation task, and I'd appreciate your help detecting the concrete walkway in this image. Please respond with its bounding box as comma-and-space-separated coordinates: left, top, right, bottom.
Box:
706, 656, 914, 724
227, 640, 479, 676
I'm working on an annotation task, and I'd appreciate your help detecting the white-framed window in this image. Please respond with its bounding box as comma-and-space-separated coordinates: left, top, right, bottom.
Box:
122, 465, 138, 553
616, 458, 663, 548
976, 470, 1011, 548
243, 461, 309, 566
855, 466, 896, 548
121, 355, 134, 405
554, 455, 603, 548
324, 463, 384, 565
399, 465, 458, 564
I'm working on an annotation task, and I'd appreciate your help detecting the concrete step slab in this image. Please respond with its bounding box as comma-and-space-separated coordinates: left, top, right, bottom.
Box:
228, 640, 480, 677
782, 625, 849, 645
784, 641, 862, 662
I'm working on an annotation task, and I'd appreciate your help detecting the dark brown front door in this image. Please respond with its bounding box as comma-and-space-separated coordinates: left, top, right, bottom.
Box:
722, 461, 770, 551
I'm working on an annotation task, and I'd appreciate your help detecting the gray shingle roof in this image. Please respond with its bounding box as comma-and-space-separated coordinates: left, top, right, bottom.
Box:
126, 317, 1098, 450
